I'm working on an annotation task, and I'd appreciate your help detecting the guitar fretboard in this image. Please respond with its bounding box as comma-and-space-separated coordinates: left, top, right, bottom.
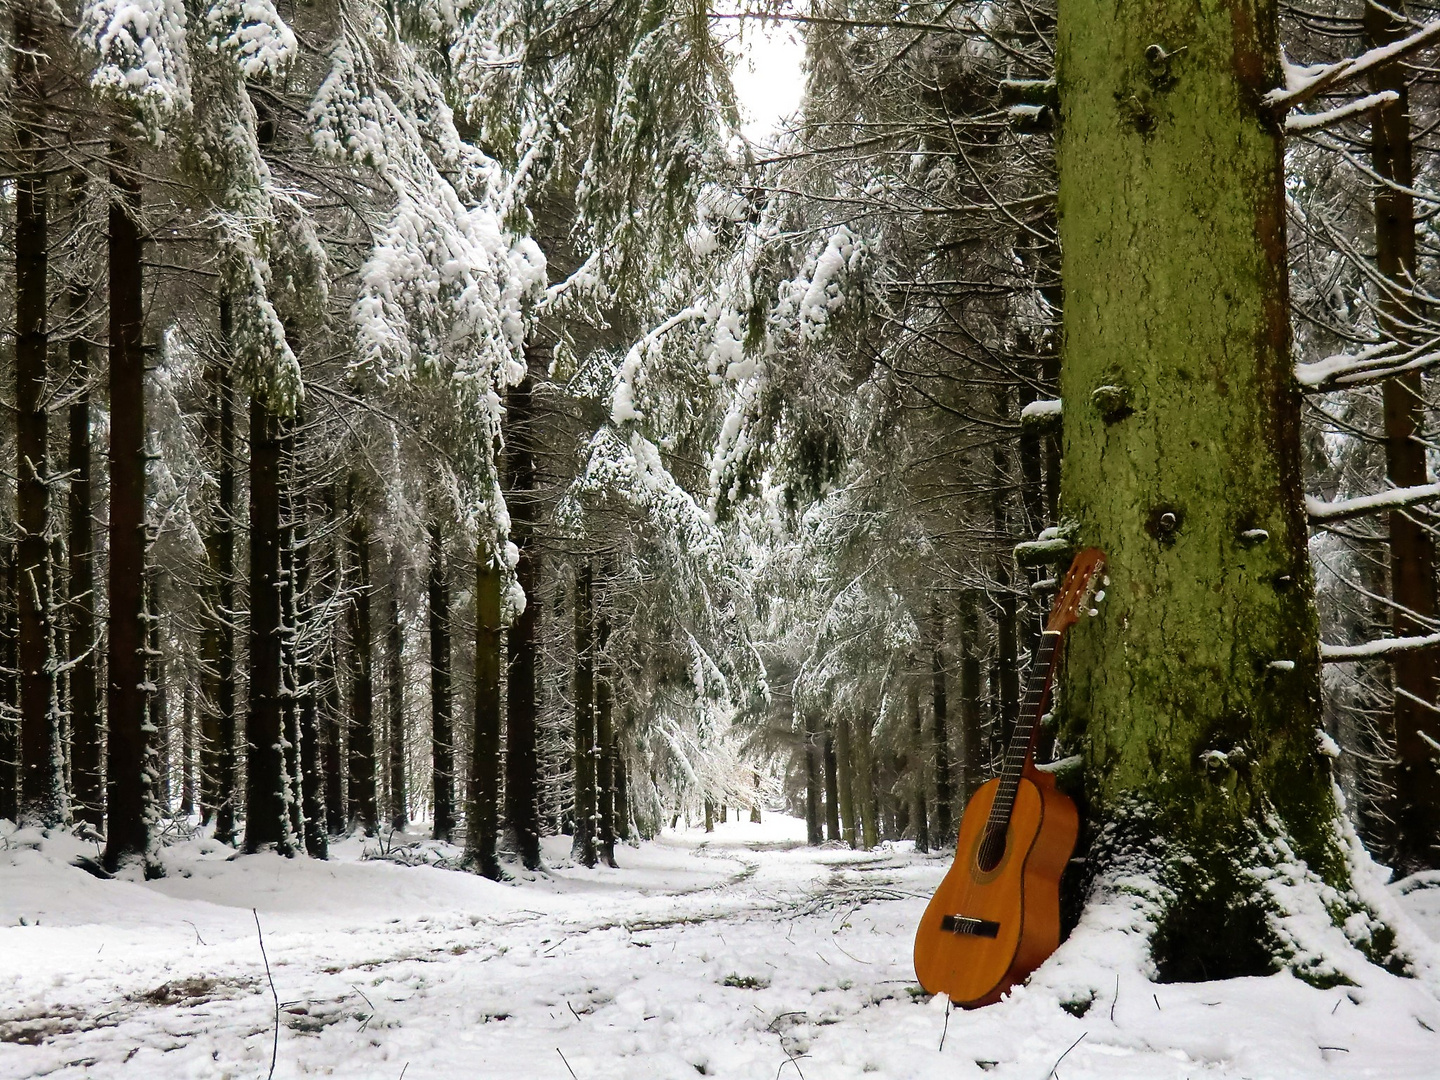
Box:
984, 630, 1060, 834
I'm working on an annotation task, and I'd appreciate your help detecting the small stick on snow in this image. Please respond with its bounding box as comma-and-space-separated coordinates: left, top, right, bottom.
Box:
939, 998, 951, 1052
557, 1048, 579, 1079
567, 1001, 582, 1022
775, 1052, 808, 1080
1046, 1032, 1087, 1079
253, 909, 279, 1080
1153, 993, 1161, 1011
1110, 974, 1119, 1022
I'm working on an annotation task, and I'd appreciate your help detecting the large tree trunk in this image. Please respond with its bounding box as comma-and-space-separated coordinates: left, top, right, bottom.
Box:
386, 577, 406, 830
505, 356, 542, 870
1365, 0, 1440, 875
245, 395, 291, 854
836, 714, 857, 848
103, 134, 151, 872
201, 301, 238, 844
572, 563, 596, 866
67, 175, 101, 831
428, 519, 454, 842
346, 475, 377, 835
15, 8, 59, 827
853, 716, 878, 849
468, 554, 503, 878
1056, 0, 1350, 978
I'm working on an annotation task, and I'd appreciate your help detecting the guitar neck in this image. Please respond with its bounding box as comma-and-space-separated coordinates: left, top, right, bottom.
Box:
988, 629, 1062, 827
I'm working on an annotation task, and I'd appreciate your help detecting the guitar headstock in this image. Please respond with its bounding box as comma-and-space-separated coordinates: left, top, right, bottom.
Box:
1046, 547, 1108, 633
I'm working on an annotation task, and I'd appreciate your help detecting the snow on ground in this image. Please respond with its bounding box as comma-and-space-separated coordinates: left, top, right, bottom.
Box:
3, 816, 1440, 1079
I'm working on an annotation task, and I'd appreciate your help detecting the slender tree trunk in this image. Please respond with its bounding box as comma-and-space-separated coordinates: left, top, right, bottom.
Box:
245, 394, 290, 854
616, 712, 633, 842
1366, 0, 1440, 874
146, 570, 168, 812
836, 714, 856, 848
1057, 0, 1346, 975
572, 564, 596, 865
853, 714, 879, 849
910, 677, 929, 852
468, 554, 503, 878
0, 551, 17, 821
103, 133, 150, 872
822, 728, 840, 841
802, 710, 823, 844
932, 610, 953, 845
387, 579, 406, 830
294, 444, 326, 858
321, 482, 344, 834
201, 303, 238, 844
15, 9, 58, 827
428, 519, 454, 842
704, 798, 714, 833
278, 436, 302, 842
505, 356, 542, 870
346, 475, 377, 835
180, 682, 195, 817
67, 174, 101, 830
958, 590, 984, 801
595, 591, 616, 868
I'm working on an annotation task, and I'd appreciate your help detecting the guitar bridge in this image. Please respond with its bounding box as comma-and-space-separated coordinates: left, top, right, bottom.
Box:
941, 915, 1001, 938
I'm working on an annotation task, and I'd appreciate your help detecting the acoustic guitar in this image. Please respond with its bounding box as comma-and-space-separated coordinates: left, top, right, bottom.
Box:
913, 548, 1107, 1007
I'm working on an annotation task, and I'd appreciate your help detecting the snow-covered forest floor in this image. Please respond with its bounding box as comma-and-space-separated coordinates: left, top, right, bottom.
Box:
3, 817, 1440, 1079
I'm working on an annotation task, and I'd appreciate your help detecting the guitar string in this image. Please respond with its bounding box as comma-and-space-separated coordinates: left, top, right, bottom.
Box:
978, 630, 1060, 861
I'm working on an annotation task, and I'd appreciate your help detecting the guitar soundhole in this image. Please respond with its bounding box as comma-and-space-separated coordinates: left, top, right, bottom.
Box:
976, 823, 1007, 873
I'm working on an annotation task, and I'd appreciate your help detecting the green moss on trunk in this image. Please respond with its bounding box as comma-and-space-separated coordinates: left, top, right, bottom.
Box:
1055, 0, 1364, 977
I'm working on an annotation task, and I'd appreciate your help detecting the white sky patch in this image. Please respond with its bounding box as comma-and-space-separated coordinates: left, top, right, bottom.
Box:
728, 10, 806, 144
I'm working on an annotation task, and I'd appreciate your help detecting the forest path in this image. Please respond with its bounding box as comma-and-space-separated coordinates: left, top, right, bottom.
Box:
3, 817, 1440, 1079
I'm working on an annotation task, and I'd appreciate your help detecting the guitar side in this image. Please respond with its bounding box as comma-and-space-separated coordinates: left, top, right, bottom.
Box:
913, 766, 1079, 1007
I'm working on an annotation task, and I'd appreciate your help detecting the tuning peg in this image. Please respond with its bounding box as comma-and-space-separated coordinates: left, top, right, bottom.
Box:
1095, 590, 1105, 602
1102, 575, 1111, 587
1088, 607, 1100, 617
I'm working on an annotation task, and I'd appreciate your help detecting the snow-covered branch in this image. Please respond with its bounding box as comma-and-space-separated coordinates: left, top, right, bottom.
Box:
1268, 21, 1440, 113
1321, 633, 1440, 662
1295, 341, 1440, 391
1285, 91, 1398, 132
1306, 483, 1440, 524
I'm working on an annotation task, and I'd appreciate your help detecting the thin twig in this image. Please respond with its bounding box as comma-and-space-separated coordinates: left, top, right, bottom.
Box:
556, 1047, 578, 1079
939, 997, 951, 1052
1046, 1032, 1086, 1079
1110, 974, 1118, 1023
253, 908, 279, 1080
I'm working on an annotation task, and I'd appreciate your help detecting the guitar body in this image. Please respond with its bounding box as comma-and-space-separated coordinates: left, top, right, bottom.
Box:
913, 763, 1079, 1007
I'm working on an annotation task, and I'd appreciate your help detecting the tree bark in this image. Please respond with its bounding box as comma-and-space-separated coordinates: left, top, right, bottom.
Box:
910, 676, 929, 853
572, 563, 597, 866
1365, 0, 1440, 875
180, 681, 194, 817
505, 355, 542, 870
428, 519, 454, 842
321, 482, 344, 834
803, 709, 823, 845
1057, 0, 1347, 977
146, 570, 168, 812
931, 611, 953, 845
958, 590, 984, 802
822, 727, 840, 841
836, 713, 856, 848
15, 8, 59, 827
245, 394, 290, 854
278, 434, 302, 842
468, 554, 503, 878
201, 300, 238, 844
103, 134, 150, 872
0, 550, 17, 821
853, 715, 878, 849
346, 475, 377, 835
67, 174, 101, 831
293, 435, 326, 858
595, 590, 616, 868
386, 578, 406, 830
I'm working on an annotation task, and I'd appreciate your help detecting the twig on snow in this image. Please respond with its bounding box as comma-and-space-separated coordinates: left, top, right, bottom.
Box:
939, 997, 951, 1052
253, 908, 279, 1080
557, 1047, 579, 1079
1046, 1032, 1086, 1079
776, 1052, 808, 1080
1110, 974, 1119, 1023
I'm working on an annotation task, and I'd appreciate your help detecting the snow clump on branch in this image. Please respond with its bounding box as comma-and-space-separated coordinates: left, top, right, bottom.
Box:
83, 0, 193, 132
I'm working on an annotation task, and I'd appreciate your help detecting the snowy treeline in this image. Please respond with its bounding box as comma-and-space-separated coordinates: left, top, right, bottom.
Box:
0, 0, 1435, 894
